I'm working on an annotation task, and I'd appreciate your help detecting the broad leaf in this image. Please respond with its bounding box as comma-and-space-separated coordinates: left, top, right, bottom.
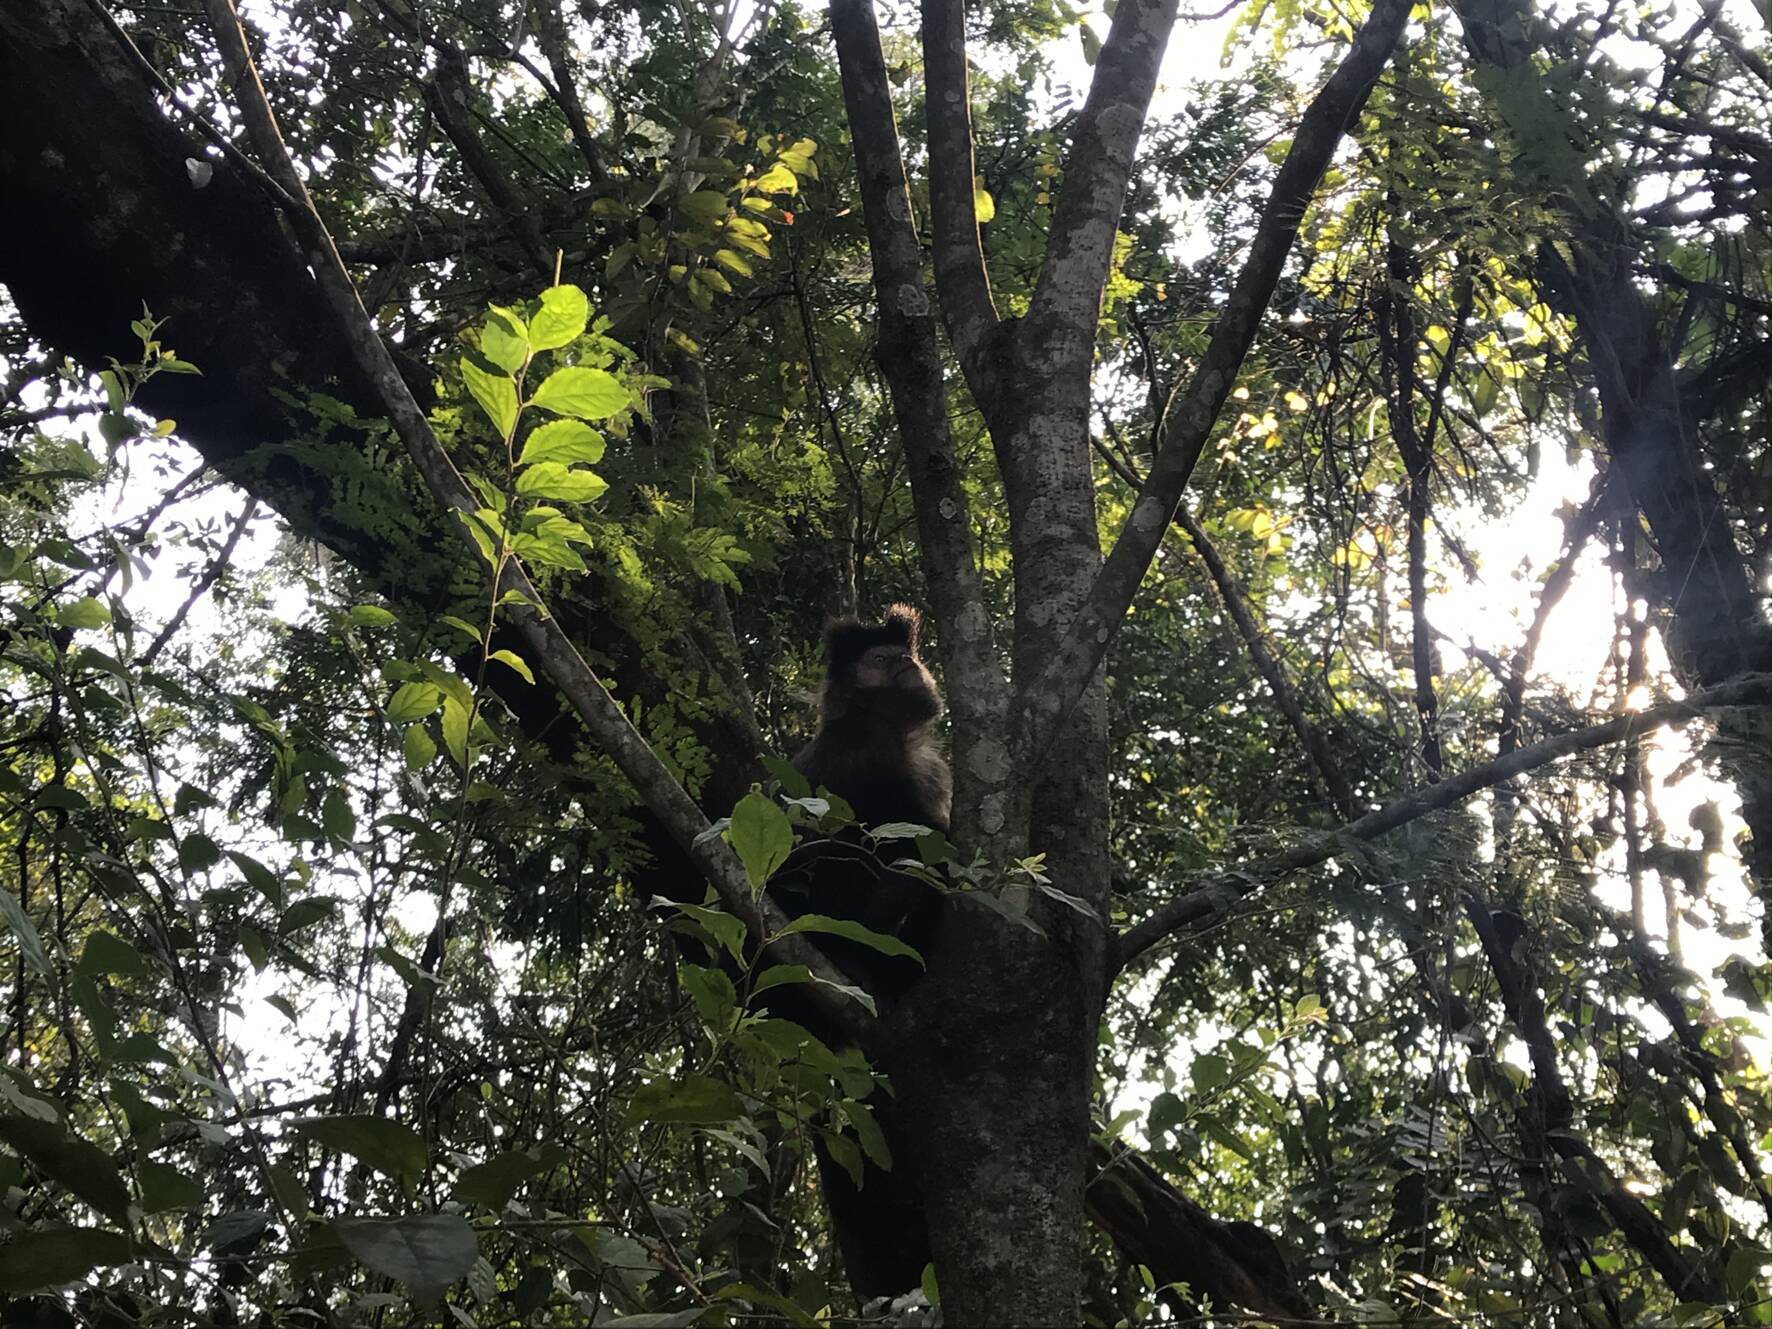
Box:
334, 1214, 479, 1303
518, 418, 606, 466
0, 1117, 132, 1224
0, 1227, 132, 1292
462, 357, 519, 439
530, 366, 627, 421
726, 793, 792, 888
292, 1115, 426, 1186
528, 284, 589, 351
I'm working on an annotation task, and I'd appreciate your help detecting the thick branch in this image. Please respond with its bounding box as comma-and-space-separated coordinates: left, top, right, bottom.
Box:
530, 0, 611, 184
203, 0, 865, 1041
1027, 0, 1179, 345
1087, 1140, 1311, 1321
1010, 0, 1412, 771
422, 44, 553, 273
917, 0, 999, 375
829, 0, 1008, 801
1114, 673, 1772, 968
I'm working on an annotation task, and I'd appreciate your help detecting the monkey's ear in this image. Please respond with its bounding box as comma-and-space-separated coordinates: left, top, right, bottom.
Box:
823, 618, 872, 673
883, 603, 922, 652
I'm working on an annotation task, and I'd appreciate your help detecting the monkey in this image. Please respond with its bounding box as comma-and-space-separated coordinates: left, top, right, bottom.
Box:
770, 603, 949, 1298
779, 603, 952, 1001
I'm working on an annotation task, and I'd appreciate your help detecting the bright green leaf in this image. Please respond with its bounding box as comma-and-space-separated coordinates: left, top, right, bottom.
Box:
515, 461, 608, 503
530, 366, 627, 421
462, 357, 520, 439
529, 284, 590, 351
726, 793, 793, 888
518, 419, 606, 467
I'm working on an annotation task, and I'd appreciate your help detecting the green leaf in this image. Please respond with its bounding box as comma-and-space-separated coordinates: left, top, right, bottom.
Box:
58, 595, 111, 629
178, 833, 223, 874
440, 696, 470, 768
748, 964, 876, 1016
726, 792, 792, 888
403, 723, 438, 771
760, 755, 811, 799
140, 1158, 203, 1213
488, 649, 535, 684
346, 604, 398, 629
625, 1074, 745, 1128
321, 788, 356, 843
678, 190, 731, 223
0, 1227, 133, 1293
660, 900, 747, 965
454, 1147, 555, 1210
529, 284, 589, 351
604, 1313, 709, 1329
973, 185, 996, 224
480, 305, 530, 374
0, 889, 51, 979
438, 614, 484, 643
386, 682, 442, 724
33, 785, 88, 811
0, 1117, 133, 1225
712, 249, 755, 279
462, 357, 520, 439
292, 1115, 426, 1186
777, 913, 923, 963
530, 366, 627, 421
515, 461, 608, 503
80, 930, 148, 978
518, 418, 606, 466
334, 1215, 479, 1304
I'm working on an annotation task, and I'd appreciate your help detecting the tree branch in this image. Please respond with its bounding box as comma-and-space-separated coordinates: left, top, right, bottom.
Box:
1009, 0, 1412, 773
136, 497, 258, 669
202, 0, 867, 1043
422, 43, 553, 273
1113, 672, 1772, 969
918, 0, 999, 376
829, 0, 1008, 778
1027, 0, 1178, 344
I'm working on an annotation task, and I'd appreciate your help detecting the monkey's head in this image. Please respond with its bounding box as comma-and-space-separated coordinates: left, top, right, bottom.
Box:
821, 604, 942, 729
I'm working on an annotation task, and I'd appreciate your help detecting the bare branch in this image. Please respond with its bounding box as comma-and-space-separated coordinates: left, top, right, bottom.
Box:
136, 498, 258, 668
1010, 0, 1412, 773
1113, 672, 1772, 969
918, 0, 999, 376
202, 0, 867, 1042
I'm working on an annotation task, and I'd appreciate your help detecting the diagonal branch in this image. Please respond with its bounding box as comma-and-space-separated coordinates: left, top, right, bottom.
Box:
136, 498, 259, 669
918, 0, 999, 378
203, 0, 867, 1042
1113, 672, 1772, 970
1009, 0, 1412, 773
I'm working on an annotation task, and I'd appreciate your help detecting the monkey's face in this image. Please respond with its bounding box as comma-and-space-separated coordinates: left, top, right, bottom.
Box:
831, 643, 942, 727
852, 643, 926, 692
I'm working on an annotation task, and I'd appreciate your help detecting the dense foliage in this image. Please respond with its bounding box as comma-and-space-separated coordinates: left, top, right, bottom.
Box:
2, 0, 1771, 1323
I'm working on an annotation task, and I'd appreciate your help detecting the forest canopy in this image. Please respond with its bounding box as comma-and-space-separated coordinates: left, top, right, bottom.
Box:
2, 0, 1772, 1324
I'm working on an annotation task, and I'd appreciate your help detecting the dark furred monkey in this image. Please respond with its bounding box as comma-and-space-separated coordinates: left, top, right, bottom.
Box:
786, 604, 951, 999
780, 605, 949, 1296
